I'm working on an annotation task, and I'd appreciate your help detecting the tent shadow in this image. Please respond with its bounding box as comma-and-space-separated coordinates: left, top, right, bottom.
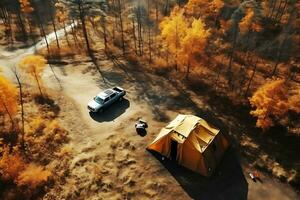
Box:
89, 99, 130, 122
148, 148, 248, 200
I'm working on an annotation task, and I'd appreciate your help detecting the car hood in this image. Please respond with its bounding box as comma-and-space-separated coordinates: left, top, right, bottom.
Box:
88, 100, 102, 109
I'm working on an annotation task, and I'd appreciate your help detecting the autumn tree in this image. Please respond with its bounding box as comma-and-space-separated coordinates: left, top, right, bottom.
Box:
19, 55, 47, 97
66, 0, 105, 56
19, 0, 34, 42
0, 149, 26, 182
130, 4, 148, 56
11, 67, 25, 149
184, 0, 224, 25
16, 164, 51, 191
179, 18, 210, 78
55, 1, 71, 46
160, 7, 188, 70
0, 75, 18, 127
249, 79, 289, 130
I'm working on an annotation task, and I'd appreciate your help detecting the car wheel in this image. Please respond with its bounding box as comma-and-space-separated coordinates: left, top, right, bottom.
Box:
119, 96, 123, 101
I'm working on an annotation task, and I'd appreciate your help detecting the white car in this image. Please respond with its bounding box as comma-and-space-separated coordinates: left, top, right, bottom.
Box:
88, 87, 126, 113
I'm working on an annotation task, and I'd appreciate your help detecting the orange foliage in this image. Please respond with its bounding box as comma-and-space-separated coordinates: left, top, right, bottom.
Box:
55, 2, 68, 23
0, 74, 18, 120
249, 79, 289, 130
239, 8, 262, 34
16, 164, 51, 190
0, 149, 26, 182
185, 0, 224, 17
153, 57, 169, 69
19, 0, 34, 14
18, 55, 47, 95
288, 87, 300, 113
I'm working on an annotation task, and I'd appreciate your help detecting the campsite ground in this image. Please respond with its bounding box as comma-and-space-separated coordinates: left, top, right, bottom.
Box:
1, 42, 300, 199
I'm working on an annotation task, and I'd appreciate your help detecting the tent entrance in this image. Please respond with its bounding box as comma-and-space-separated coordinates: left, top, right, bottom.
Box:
170, 140, 178, 161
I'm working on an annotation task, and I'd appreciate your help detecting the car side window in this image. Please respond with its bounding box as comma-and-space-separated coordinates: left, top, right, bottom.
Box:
110, 93, 116, 99
104, 98, 109, 103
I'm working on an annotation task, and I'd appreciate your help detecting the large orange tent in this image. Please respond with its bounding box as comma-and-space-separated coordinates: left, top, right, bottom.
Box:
147, 114, 230, 177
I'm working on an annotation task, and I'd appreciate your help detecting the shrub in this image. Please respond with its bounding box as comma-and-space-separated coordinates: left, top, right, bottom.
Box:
0, 149, 26, 182
16, 164, 51, 190
250, 79, 300, 131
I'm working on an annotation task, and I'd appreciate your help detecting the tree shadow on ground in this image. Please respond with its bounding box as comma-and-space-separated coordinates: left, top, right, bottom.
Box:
89, 99, 130, 122
148, 148, 248, 200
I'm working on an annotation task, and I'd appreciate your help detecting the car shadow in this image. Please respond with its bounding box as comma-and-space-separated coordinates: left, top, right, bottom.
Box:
89, 99, 130, 122
148, 148, 248, 200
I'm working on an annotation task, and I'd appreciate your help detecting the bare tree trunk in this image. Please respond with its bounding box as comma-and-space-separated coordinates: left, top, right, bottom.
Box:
148, 26, 152, 63
276, 0, 288, 22
186, 61, 190, 79
117, 0, 125, 55
7, 11, 14, 45
164, 0, 170, 15
34, 71, 43, 97
273, 0, 284, 21
63, 21, 71, 46
271, 23, 291, 77
175, 22, 179, 71
137, 7, 143, 56
17, 12, 28, 42
244, 58, 259, 98
51, 16, 60, 49
36, 15, 50, 54
132, 17, 137, 55
0, 98, 14, 128
227, 27, 238, 86
269, 0, 278, 19
70, 18, 79, 47
101, 16, 108, 52
78, 3, 92, 55
13, 70, 25, 148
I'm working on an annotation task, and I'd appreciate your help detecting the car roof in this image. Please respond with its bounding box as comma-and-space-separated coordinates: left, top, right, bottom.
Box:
97, 89, 115, 99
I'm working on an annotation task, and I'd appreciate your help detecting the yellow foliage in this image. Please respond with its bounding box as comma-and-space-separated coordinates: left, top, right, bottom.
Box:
249, 79, 289, 130
19, 55, 47, 95
0, 149, 26, 182
179, 18, 210, 67
19, 55, 47, 77
16, 164, 51, 190
160, 7, 188, 56
0, 75, 18, 119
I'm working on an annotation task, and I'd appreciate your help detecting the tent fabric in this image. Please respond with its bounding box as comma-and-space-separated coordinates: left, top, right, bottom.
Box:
147, 114, 229, 177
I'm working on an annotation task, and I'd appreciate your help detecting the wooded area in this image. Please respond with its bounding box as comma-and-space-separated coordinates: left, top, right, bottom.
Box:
0, 0, 299, 199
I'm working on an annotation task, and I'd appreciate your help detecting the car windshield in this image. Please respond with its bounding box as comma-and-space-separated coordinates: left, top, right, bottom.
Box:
94, 96, 104, 104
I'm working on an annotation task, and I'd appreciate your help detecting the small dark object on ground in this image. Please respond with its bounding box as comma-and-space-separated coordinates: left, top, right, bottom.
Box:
135, 119, 148, 137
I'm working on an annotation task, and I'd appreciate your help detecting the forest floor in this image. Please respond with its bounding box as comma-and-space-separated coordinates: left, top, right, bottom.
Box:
0, 34, 300, 199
